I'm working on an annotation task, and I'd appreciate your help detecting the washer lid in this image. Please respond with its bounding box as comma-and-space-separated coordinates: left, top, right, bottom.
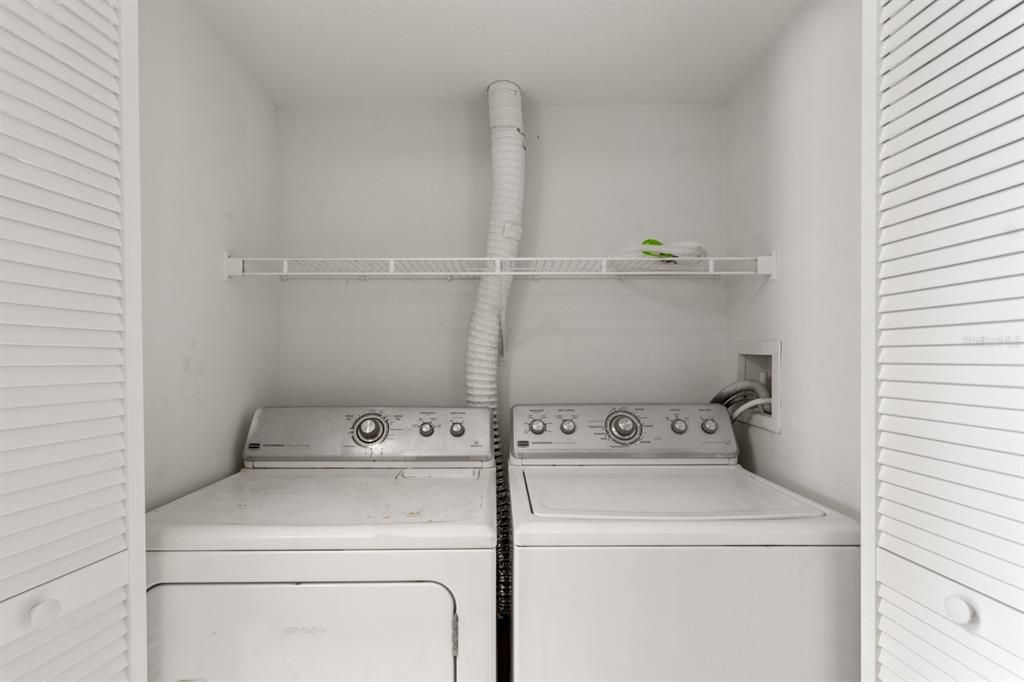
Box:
147, 468, 496, 551
512, 465, 859, 547
526, 466, 822, 521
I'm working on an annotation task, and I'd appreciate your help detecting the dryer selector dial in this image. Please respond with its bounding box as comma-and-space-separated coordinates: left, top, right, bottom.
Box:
353, 414, 387, 445
605, 411, 642, 444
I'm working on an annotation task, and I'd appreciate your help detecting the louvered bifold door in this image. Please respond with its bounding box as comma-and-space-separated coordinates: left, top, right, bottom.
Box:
0, 0, 144, 680
872, 0, 1024, 681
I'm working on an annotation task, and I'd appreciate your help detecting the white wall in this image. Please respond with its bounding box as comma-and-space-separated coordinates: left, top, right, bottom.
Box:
724, 0, 861, 517
140, 0, 280, 509
273, 105, 729, 417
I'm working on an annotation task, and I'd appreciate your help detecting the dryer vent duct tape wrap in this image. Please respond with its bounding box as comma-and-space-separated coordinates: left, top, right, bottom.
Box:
465, 80, 525, 622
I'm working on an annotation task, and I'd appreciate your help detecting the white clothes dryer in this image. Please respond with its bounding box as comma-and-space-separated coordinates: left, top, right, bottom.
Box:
147, 406, 495, 682
509, 403, 859, 682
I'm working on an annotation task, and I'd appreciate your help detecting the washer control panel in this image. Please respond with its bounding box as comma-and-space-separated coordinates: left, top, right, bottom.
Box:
244, 406, 492, 465
510, 404, 737, 462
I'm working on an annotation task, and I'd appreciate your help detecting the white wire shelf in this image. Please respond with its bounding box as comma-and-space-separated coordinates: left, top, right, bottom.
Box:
224, 254, 776, 279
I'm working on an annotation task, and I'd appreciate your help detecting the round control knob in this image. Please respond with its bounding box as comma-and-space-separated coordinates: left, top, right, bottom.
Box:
353, 415, 387, 445
418, 422, 435, 437
670, 419, 687, 434
449, 422, 465, 438
529, 419, 546, 435
701, 418, 719, 434
605, 411, 642, 444
612, 416, 637, 438
560, 419, 577, 435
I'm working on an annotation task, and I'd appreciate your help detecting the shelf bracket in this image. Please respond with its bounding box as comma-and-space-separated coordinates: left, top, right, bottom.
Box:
224, 254, 243, 280
757, 252, 777, 279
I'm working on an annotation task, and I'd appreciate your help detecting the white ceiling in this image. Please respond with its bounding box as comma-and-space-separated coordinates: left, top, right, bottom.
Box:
191, 0, 808, 106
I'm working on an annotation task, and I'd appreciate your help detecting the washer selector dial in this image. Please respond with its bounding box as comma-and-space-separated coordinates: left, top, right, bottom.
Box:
418, 422, 435, 437
449, 422, 466, 438
353, 414, 387, 445
560, 419, 577, 435
701, 418, 719, 434
670, 418, 688, 434
605, 411, 642, 444
529, 419, 547, 435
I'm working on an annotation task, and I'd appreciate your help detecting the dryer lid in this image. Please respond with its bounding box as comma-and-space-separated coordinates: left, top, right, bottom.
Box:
524, 466, 823, 521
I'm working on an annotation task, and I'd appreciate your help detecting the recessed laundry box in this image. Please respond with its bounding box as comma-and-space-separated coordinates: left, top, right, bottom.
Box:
146, 406, 496, 682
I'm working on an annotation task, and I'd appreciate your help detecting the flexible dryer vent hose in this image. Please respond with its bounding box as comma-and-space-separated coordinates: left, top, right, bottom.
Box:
465, 80, 525, 621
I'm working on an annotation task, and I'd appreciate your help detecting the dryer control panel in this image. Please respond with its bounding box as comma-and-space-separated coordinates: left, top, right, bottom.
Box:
244, 406, 493, 467
510, 403, 738, 463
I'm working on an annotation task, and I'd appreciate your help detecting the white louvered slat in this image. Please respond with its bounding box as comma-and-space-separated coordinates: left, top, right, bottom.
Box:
0, 154, 121, 212
879, 428, 1023, 475
0, 0, 118, 78
880, 397, 1024, 432
0, 324, 124, 349
879, 532, 1023, 611
877, 364, 1023, 388
0, 303, 124, 331
879, 209, 1023, 261
881, 60, 1024, 161
880, 615, 981, 682
879, 252, 1024, 295
1, 260, 124, 298
0, 382, 124, 411
0, 47, 119, 125
879, 341, 1024, 363
880, 499, 1023, 566
879, 482, 1023, 545
881, 115, 1024, 193
0, 218, 122, 262
882, 9, 1024, 110
1, 240, 123, 279
1, 175, 121, 229
0, 8, 118, 97
879, 298, 1024, 329
878, 380, 1022, 409
882, 1, 1009, 88
29, 0, 118, 62
876, 276, 1024, 313
880, 446, 1022, 495
879, 632, 952, 681
881, 20, 1024, 125
879, 164, 1024, 228
881, 0, 945, 47
881, 139, 1024, 211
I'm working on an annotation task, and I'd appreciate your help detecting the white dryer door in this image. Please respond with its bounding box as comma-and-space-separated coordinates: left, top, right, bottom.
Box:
148, 582, 455, 682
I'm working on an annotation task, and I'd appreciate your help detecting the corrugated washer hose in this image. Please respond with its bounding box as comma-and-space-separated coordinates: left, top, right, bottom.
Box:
710, 380, 772, 417
465, 81, 525, 622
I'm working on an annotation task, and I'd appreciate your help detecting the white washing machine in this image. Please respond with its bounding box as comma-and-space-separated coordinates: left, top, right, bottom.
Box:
509, 403, 859, 682
146, 406, 495, 682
